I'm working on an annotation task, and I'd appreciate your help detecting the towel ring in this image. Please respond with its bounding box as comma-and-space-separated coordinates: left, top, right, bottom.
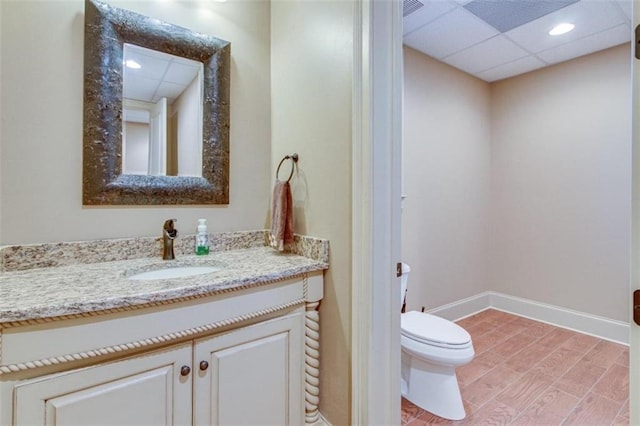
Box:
276, 153, 299, 182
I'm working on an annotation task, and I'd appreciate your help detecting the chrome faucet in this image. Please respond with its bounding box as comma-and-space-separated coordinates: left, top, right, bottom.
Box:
162, 219, 178, 260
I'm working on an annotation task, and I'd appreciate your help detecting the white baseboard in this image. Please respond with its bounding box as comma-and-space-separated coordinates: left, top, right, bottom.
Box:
426, 291, 492, 322
425, 291, 629, 346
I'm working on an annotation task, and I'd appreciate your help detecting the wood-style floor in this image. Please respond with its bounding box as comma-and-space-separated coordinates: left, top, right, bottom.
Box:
401, 309, 629, 425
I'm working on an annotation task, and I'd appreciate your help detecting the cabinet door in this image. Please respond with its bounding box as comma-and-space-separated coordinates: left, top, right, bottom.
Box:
193, 313, 304, 426
13, 343, 193, 426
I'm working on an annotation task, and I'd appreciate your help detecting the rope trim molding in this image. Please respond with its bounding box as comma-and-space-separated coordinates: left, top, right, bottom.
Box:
0, 299, 304, 375
303, 274, 309, 299
304, 300, 321, 424
0, 273, 307, 329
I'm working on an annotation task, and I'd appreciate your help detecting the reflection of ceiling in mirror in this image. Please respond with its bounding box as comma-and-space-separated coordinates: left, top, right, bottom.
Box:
123, 43, 202, 104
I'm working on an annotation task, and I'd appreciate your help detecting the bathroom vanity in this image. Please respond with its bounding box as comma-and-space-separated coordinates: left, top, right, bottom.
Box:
0, 231, 328, 425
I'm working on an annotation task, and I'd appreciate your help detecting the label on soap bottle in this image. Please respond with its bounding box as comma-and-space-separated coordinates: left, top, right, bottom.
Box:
195, 233, 210, 255
196, 245, 210, 255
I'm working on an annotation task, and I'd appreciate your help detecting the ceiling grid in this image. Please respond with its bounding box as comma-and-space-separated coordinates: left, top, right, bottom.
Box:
403, 0, 632, 82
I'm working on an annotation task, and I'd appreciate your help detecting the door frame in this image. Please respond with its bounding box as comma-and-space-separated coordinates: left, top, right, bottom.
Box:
630, 1, 639, 423
351, 0, 403, 424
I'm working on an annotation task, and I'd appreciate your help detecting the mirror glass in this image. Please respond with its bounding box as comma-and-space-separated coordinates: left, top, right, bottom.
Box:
122, 44, 204, 177
83, 0, 230, 205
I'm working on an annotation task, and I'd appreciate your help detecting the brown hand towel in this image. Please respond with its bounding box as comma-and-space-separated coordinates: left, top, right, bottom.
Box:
269, 179, 294, 251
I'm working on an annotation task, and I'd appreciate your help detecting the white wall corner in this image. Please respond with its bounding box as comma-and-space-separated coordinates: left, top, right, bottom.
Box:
426, 291, 629, 345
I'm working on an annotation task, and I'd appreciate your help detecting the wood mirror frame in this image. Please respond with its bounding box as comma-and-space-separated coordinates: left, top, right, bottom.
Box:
83, 0, 230, 205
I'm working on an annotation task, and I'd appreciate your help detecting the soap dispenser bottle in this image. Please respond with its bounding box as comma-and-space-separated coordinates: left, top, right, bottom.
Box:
195, 219, 210, 255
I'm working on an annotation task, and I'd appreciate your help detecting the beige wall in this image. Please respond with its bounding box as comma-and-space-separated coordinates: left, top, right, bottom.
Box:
403, 44, 631, 323
0, 0, 271, 244
402, 47, 492, 311
490, 44, 631, 322
173, 74, 202, 177
271, 2, 353, 424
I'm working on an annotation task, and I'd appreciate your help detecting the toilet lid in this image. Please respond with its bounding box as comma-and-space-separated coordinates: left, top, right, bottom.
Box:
401, 311, 471, 347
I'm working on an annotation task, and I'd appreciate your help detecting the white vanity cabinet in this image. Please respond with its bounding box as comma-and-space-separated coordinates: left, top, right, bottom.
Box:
193, 313, 304, 425
13, 343, 193, 425
0, 272, 323, 426
12, 313, 303, 426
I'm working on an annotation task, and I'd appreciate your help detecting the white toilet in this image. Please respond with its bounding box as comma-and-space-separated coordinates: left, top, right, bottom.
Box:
399, 263, 474, 421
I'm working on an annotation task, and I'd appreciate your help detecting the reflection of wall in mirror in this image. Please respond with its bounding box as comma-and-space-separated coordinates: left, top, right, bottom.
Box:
167, 115, 178, 176
124, 122, 150, 175
169, 70, 203, 177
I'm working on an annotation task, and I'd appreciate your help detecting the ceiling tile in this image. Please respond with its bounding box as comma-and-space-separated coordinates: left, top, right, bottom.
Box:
404, 0, 425, 18
476, 55, 547, 82
155, 82, 186, 104
441, 35, 530, 74
174, 56, 202, 67
125, 55, 169, 81
505, 0, 627, 53
464, 0, 579, 33
614, 0, 632, 21
403, 8, 499, 59
536, 24, 630, 64
403, 0, 457, 35
164, 62, 201, 85
125, 43, 166, 60
123, 75, 159, 103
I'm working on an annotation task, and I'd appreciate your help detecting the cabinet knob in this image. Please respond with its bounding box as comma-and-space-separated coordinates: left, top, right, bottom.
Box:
180, 365, 191, 376
199, 361, 209, 371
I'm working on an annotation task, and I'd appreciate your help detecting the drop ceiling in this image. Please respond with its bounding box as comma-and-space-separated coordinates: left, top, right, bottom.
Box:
403, 0, 632, 82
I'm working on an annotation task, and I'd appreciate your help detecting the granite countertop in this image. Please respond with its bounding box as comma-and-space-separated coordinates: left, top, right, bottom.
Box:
0, 246, 328, 324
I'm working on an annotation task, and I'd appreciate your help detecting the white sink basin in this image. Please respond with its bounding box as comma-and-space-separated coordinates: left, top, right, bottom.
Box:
128, 266, 222, 281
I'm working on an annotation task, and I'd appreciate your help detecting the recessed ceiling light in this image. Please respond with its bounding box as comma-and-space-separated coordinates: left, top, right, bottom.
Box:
124, 59, 141, 69
549, 23, 575, 36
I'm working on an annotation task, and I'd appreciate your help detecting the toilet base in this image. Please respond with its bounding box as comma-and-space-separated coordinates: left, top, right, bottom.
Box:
401, 352, 466, 421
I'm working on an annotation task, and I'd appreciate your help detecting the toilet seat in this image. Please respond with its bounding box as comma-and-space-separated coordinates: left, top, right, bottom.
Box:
401, 311, 471, 349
